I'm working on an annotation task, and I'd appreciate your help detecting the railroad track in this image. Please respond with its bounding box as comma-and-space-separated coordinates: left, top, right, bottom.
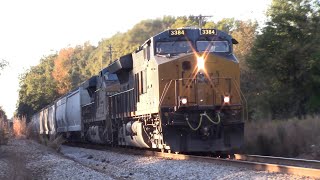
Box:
63, 142, 320, 178
136, 151, 320, 178
235, 154, 320, 169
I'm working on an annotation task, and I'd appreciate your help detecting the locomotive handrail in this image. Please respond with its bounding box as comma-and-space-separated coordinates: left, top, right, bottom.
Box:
159, 77, 236, 108
109, 88, 134, 97
82, 102, 95, 107
161, 76, 234, 104
159, 80, 174, 108
231, 80, 248, 122
159, 77, 247, 121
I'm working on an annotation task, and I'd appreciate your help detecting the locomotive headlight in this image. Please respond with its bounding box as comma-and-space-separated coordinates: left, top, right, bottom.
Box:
223, 96, 230, 104
180, 97, 188, 105
197, 56, 205, 70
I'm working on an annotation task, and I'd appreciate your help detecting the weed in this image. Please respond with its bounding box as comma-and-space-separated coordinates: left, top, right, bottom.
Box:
47, 135, 66, 152
13, 116, 27, 139
0, 117, 9, 145
243, 116, 320, 159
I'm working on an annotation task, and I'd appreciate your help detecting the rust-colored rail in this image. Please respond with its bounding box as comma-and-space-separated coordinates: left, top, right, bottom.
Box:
235, 154, 320, 169
140, 151, 320, 178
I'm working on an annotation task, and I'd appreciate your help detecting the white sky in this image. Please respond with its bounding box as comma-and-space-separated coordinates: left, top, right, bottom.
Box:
0, 0, 271, 118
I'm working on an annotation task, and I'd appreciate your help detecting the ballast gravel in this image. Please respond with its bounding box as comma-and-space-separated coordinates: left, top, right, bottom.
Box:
60, 146, 311, 180
0, 138, 112, 179
0, 138, 314, 179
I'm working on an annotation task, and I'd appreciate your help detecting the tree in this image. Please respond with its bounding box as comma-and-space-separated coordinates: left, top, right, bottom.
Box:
0, 106, 7, 121
0, 59, 8, 75
70, 43, 96, 88
17, 55, 58, 119
231, 21, 258, 71
16, 15, 262, 119
171, 16, 198, 28
52, 48, 74, 95
247, 0, 320, 119
216, 18, 237, 34
229, 21, 259, 120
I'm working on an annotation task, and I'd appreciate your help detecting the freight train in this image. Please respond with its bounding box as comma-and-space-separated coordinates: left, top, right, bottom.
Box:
31, 27, 245, 154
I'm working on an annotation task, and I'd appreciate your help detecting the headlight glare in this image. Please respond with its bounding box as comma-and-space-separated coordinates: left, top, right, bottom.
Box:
223, 96, 230, 103
180, 97, 188, 105
197, 56, 205, 70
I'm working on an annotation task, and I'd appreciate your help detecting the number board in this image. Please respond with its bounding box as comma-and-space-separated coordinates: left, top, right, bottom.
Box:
169, 29, 186, 36
200, 29, 217, 36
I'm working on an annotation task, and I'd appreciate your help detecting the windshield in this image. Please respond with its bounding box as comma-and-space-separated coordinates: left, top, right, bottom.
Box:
196, 41, 229, 53
156, 41, 192, 55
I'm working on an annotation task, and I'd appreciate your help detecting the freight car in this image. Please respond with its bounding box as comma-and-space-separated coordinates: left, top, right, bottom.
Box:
31, 27, 245, 154
30, 104, 56, 138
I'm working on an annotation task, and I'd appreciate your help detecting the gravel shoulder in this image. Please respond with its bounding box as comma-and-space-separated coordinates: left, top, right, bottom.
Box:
0, 138, 314, 180
0, 138, 113, 179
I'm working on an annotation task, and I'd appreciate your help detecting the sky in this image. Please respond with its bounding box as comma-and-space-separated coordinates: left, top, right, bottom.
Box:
0, 0, 271, 118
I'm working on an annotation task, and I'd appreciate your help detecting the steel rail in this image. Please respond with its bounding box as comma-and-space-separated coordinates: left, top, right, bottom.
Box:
137, 151, 320, 178
235, 154, 320, 169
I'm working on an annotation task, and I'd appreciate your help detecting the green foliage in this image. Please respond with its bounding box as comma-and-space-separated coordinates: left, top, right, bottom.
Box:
247, 0, 320, 119
17, 55, 59, 119
0, 106, 6, 120
0, 106, 8, 145
216, 18, 238, 34
171, 16, 198, 28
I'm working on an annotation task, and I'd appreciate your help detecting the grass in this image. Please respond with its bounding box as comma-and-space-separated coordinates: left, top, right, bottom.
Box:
24, 118, 66, 152
243, 116, 320, 159
38, 135, 66, 152
47, 135, 66, 152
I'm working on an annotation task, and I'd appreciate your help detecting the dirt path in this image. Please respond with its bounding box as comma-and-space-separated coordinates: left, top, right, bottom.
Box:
0, 149, 33, 179
0, 138, 114, 180
0, 139, 35, 179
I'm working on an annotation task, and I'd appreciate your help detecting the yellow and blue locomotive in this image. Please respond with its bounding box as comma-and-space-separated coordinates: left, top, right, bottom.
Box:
104, 27, 244, 153
31, 27, 244, 154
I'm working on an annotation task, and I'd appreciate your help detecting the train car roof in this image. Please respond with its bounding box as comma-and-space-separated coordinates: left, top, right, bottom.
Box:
107, 54, 133, 74
99, 67, 119, 81
82, 75, 98, 89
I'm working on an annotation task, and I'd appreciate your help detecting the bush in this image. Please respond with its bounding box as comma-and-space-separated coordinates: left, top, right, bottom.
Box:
243, 116, 320, 159
47, 135, 66, 152
13, 116, 27, 139
23, 117, 65, 152
0, 117, 9, 145
26, 120, 40, 140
